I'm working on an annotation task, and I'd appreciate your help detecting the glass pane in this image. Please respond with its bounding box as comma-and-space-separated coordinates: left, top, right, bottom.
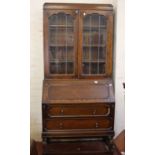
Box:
83, 63, 90, 74
99, 47, 106, 61
83, 15, 90, 26
50, 63, 66, 74
91, 14, 99, 27
91, 47, 98, 61
67, 15, 74, 26
58, 63, 66, 74
100, 15, 107, 26
48, 13, 75, 75
50, 63, 57, 74
99, 63, 105, 74
67, 47, 74, 61
67, 62, 74, 74
100, 28, 107, 45
91, 63, 98, 74
83, 47, 90, 61
82, 13, 107, 75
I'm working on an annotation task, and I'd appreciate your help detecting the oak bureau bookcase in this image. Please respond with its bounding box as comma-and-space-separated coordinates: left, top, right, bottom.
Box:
42, 3, 115, 154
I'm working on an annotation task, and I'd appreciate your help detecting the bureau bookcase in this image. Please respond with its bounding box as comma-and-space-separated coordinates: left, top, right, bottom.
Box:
42, 3, 115, 154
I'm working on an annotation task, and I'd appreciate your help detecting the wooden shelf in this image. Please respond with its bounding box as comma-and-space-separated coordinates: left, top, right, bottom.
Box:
82, 73, 105, 76
83, 60, 105, 63
83, 44, 106, 47
49, 44, 74, 47
50, 60, 73, 63
49, 25, 73, 28
83, 25, 106, 29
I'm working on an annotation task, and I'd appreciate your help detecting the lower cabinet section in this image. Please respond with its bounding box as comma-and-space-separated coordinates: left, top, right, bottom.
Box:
42, 79, 115, 154
42, 79, 115, 139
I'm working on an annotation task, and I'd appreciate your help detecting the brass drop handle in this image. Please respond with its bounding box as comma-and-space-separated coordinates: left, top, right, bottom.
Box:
59, 122, 63, 129
96, 122, 99, 128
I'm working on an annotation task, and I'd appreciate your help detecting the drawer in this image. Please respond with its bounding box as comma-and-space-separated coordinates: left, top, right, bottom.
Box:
43, 104, 112, 117
43, 141, 111, 155
44, 117, 113, 130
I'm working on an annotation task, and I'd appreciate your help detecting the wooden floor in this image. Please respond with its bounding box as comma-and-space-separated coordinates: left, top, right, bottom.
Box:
35, 141, 121, 155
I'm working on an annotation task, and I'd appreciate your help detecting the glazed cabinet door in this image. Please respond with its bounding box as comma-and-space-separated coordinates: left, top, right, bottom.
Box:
79, 10, 113, 78
44, 10, 78, 78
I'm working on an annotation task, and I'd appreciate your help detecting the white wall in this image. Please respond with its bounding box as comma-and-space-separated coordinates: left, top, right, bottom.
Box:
113, 0, 125, 137
30, 0, 124, 141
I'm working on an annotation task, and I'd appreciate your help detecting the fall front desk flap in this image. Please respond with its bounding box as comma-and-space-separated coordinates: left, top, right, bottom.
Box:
42, 79, 114, 104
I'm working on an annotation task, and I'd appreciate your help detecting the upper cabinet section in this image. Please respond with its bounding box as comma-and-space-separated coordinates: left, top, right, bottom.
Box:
43, 3, 114, 79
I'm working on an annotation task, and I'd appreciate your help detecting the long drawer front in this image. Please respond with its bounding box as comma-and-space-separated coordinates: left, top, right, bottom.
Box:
43, 141, 112, 155
44, 117, 113, 131
43, 104, 113, 117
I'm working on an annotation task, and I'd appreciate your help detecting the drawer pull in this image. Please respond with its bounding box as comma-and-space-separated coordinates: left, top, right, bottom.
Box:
102, 107, 111, 116
93, 107, 110, 116
59, 122, 63, 129
60, 109, 64, 115
93, 109, 96, 115
96, 122, 99, 128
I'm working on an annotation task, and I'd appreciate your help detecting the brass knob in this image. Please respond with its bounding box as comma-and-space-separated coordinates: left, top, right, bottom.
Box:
75, 10, 79, 14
